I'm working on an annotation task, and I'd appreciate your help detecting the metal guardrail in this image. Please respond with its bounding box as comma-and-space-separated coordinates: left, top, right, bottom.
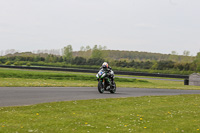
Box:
0, 65, 189, 79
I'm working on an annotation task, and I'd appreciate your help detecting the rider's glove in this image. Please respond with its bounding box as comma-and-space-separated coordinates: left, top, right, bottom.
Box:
107, 73, 111, 76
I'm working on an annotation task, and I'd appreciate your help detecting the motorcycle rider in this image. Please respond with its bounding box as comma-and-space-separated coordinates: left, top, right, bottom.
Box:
100, 62, 114, 86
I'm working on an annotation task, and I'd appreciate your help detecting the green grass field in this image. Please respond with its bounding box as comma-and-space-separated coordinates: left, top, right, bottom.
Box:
1, 68, 200, 132
1, 95, 200, 133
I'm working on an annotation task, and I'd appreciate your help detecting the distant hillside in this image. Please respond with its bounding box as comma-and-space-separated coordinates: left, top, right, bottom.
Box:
5, 52, 53, 58
2, 49, 195, 63
73, 50, 194, 62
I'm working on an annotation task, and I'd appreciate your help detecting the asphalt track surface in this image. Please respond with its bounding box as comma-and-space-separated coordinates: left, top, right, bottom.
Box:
1, 87, 200, 107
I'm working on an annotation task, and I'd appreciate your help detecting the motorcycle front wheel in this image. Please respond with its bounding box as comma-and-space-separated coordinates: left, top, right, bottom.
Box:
110, 82, 116, 94
98, 81, 104, 93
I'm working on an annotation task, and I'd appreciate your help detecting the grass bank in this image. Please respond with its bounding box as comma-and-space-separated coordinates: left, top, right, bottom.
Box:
1, 61, 194, 75
1, 68, 200, 89
0, 68, 147, 83
1, 95, 200, 133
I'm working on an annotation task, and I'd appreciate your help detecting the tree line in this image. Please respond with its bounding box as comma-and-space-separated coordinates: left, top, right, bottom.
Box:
0, 45, 200, 73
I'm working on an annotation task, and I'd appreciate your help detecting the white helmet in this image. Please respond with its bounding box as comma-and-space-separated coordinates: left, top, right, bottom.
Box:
102, 62, 108, 68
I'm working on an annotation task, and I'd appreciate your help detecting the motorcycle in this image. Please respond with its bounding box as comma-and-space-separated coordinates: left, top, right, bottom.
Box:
96, 69, 116, 94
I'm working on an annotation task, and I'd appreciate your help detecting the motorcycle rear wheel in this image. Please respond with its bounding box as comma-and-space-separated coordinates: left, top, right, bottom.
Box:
98, 81, 104, 93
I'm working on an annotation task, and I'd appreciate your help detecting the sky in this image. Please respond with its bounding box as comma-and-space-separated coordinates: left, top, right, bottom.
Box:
0, 0, 200, 56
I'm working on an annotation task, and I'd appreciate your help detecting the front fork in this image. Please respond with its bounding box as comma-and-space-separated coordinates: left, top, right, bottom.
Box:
98, 78, 111, 89
98, 78, 105, 88
102, 79, 105, 88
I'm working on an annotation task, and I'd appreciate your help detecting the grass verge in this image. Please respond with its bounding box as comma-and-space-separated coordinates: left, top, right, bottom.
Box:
0, 68, 147, 83
1, 78, 200, 89
1, 95, 200, 133
1, 68, 200, 89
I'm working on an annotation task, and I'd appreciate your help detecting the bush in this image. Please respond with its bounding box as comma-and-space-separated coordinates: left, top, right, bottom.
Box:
14, 61, 20, 66
5, 61, 11, 65
26, 62, 31, 67
14, 61, 25, 66
87, 58, 105, 65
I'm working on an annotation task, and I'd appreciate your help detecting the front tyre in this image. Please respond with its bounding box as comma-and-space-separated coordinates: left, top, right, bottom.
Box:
98, 81, 104, 93
110, 82, 116, 94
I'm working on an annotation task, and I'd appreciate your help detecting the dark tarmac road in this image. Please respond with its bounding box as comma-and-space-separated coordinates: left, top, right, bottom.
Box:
1, 87, 200, 107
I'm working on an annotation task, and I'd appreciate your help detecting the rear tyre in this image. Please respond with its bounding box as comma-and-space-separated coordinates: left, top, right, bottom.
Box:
98, 81, 104, 93
110, 82, 116, 94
